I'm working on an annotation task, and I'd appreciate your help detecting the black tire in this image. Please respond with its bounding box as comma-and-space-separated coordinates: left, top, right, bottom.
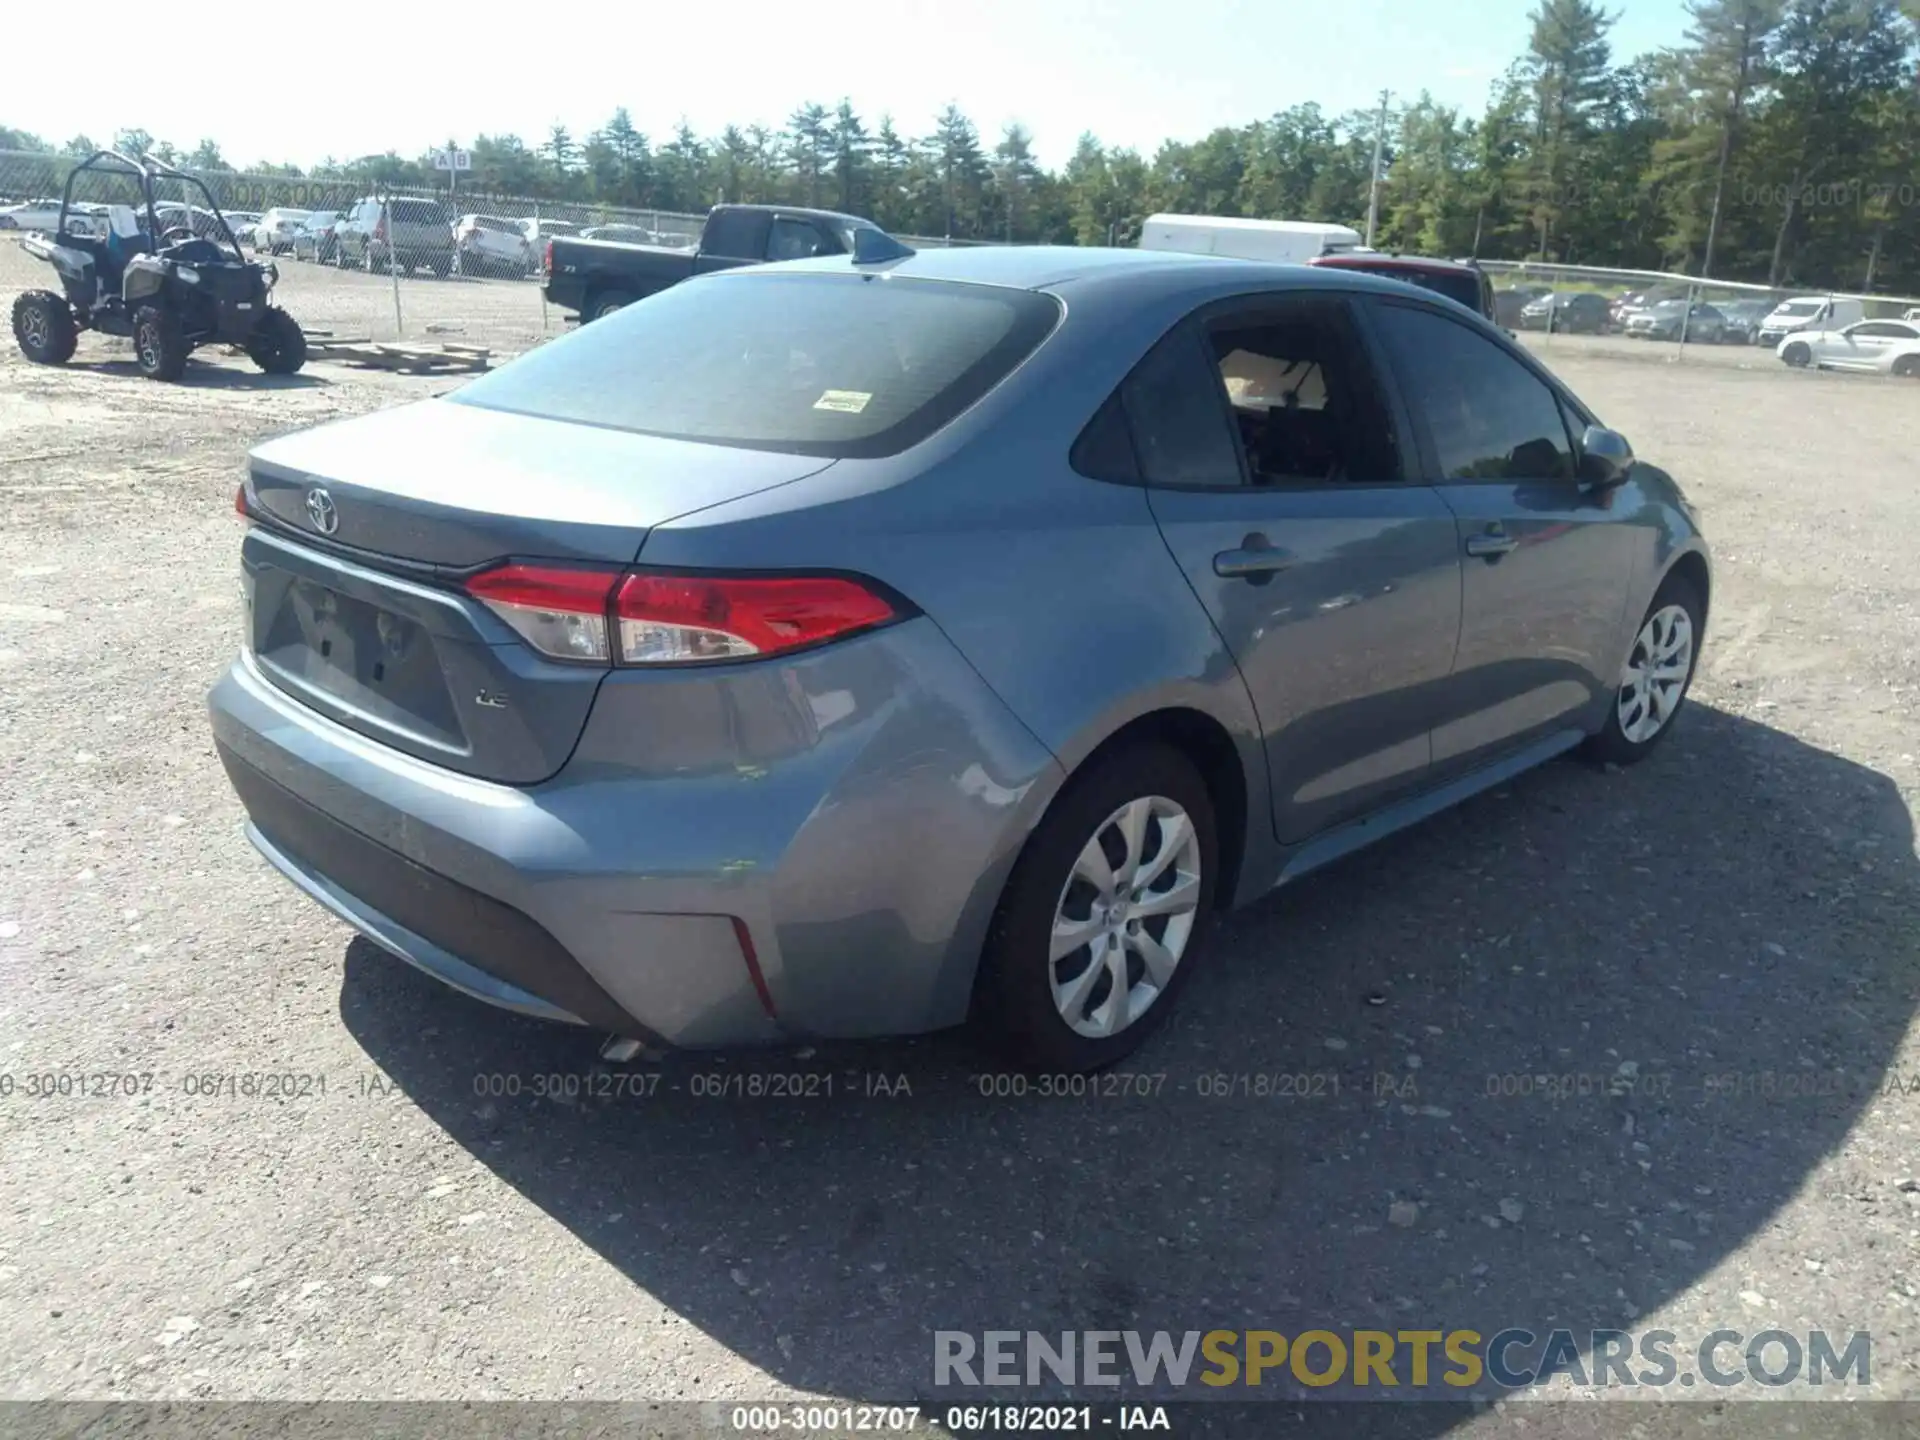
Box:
131, 303, 187, 381
430, 255, 451, 279
973, 743, 1219, 1072
1782, 342, 1811, 368
1584, 572, 1704, 767
1892, 355, 1919, 379
364, 244, 379, 274
336, 243, 353, 270
12, 290, 77, 365
402, 257, 418, 278
588, 290, 635, 322
245, 308, 307, 375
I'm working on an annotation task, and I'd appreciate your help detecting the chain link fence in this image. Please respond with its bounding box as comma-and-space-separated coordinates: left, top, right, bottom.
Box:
3, 149, 1000, 357
1480, 259, 1920, 366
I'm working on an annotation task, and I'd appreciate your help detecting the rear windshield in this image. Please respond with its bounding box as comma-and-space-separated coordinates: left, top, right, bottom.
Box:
452, 272, 1062, 458
1336, 261, 1482, 312
390, 199, 448, 224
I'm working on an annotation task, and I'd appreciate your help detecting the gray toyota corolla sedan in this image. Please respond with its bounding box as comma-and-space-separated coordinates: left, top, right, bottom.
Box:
209, 244, 1709, 1071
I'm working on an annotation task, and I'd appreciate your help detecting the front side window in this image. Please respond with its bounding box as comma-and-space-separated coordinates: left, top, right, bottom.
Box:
1369, 301, 1576, 483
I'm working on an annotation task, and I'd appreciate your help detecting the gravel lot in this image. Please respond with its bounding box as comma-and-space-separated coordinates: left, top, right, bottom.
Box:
3, 245, 1919, 1433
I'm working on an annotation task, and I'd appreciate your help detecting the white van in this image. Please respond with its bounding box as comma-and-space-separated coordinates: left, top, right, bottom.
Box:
1138, 214, 1364, 265
1756, 295, 1865, 347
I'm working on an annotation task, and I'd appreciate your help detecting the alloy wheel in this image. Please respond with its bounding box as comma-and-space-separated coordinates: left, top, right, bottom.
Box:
1617, 603, 1694, 744
1049, 795, 1202, 1039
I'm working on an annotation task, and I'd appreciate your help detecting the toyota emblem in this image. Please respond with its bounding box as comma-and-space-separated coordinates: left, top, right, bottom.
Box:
304, 486, 338, 535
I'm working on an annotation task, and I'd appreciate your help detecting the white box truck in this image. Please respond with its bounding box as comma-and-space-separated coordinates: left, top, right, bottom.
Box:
1138, 214, 1365, 264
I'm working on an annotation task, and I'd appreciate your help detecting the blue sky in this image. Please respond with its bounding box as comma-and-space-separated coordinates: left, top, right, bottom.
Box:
20, 0, 1691, 170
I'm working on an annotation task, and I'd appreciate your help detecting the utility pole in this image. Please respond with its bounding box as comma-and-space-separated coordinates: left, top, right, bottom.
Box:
1365, 89, 1390, 249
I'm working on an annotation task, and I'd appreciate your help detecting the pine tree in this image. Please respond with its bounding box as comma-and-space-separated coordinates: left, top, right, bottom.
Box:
830, 100, 872, 214
786, 103, 832, 208
1522, 0, 1618, 257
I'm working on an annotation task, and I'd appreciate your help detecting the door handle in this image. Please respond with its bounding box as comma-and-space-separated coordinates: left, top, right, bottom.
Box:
1213, 533, 1292, 581
1465, 530, 1519, 559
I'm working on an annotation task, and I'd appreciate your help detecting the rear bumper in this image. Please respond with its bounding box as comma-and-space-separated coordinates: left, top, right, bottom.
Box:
208, 621, 1061, 1048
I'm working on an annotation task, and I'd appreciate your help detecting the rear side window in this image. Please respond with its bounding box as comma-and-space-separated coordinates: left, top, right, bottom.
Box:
1118, 328, 1244, 487
1369, 302, 1576, 482
452, 272, 1061, 458
391, 200, 448, 224
703, 209, 772, 258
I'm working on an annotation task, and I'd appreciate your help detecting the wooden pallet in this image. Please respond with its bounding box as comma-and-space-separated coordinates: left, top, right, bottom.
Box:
304, 337, 492, 373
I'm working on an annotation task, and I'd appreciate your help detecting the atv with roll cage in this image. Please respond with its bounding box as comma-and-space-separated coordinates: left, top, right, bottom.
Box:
10, 150, 306, 381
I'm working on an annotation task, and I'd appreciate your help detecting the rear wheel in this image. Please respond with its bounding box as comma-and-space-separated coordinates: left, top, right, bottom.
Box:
1893, 355, 1919, 378
588, 289, 635, 322
245, 308, 307, 375
1782, 341, 1811, 368
12, 290, 77, 365
430, 255, 451, 279
1584, 573, 1703, 766
973, 744, 1218, 1072
131, 303, 187, 381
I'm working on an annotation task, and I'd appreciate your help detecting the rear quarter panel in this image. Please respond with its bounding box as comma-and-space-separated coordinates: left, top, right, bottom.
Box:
638, 278, 1282, 906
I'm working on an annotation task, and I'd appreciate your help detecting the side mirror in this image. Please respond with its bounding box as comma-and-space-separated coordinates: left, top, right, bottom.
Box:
1578, 424, 1633, 490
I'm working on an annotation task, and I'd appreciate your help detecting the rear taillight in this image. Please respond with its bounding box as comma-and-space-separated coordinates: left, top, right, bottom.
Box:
614, 573, 896, 663
543, 240, 553, 276
462, 565, 898, 666
466, 564, 619, 662
234, 482, 249, 518
374, 215, 386, 242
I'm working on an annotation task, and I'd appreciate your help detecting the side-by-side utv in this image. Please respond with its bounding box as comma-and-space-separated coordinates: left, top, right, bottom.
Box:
10, 150, 306, 381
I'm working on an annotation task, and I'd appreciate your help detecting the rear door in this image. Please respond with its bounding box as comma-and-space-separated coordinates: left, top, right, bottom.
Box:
1120, 292, 1463, 842
1830, 320, 1918, 370
1361, 296, 1637, 777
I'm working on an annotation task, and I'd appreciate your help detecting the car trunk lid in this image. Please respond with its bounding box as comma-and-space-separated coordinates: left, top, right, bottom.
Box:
242, 399, 833, 784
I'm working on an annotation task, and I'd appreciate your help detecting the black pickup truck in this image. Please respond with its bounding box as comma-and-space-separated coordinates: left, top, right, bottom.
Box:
543, 203, 902, 323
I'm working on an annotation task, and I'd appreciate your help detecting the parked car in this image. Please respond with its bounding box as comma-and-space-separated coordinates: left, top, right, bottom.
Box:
252, 207, 311, 256
1776, 318, 1920, 376
1519, 291, 1611, 333
292, 211, 342, 264
578, 224, 658, 245
0, 197, 66, 231
224, 211, 263, 246
1307, 253, 1497, 323
1625, 299, 1725, 343
1904, 306, 1920, 323
545, 203, 898, 323
1493, 285, 1549, 328
334, 196, 455, 277
1714, 299, 1774, 345
153, 203, 230, 242
519, 217, 581, 264
453, 214, 532, 277
1756, 295, 1864, 348
211, 249, 1709, 1071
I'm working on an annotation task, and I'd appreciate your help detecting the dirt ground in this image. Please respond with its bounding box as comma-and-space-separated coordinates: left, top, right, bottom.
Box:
3, 244, 1920, 1434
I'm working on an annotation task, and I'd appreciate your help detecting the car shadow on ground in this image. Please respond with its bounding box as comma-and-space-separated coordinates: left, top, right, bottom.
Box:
339, 704, 1919, 1413
65, 357, 329, 389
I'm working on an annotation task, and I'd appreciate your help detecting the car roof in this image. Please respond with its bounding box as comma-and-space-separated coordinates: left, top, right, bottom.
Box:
1310, 253, 1480, 278
774, 242, 1468, 300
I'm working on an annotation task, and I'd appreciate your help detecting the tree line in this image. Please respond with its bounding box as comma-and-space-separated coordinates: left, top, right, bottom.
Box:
6, 0, 1919, 291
